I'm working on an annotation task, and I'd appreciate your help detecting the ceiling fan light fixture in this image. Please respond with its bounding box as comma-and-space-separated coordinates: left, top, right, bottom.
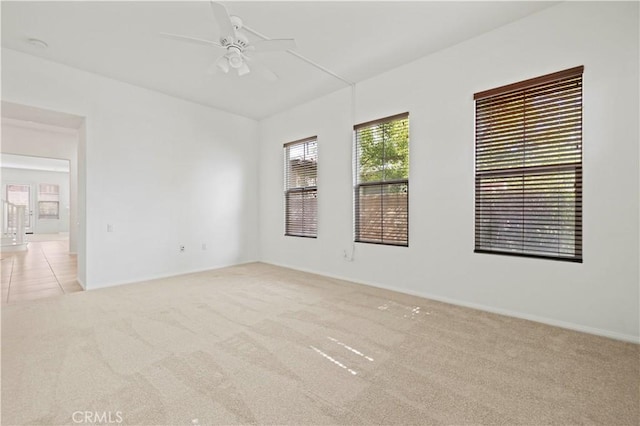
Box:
237, 62, 251, 76
216, 56, 230, 73
227, 50, 243, 69
163, 2, 293, 82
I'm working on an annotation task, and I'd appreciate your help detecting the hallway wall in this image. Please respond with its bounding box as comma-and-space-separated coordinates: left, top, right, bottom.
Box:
2, 49, 260, 289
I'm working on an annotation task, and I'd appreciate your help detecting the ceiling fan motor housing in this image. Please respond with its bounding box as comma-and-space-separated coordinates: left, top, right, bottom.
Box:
235, 33, 248, 49
220, 35, 234, 47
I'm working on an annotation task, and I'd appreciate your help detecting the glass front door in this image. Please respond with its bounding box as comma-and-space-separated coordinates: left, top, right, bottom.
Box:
6, 184, 33, 232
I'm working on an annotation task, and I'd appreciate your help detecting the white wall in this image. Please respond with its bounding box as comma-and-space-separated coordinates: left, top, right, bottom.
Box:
2, 48, 259, 289
2, 2, 637, 341
258, 2, 639, 341
1, 167, 71, 234
1, 120, 79, 252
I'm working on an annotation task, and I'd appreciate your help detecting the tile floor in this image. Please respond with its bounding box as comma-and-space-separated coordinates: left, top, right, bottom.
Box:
1, 236, 81, 304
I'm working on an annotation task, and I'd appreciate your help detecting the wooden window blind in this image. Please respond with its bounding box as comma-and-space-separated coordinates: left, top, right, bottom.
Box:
284, 137, 318, 238
354, 112, 409, 246
474, 66, 583, 262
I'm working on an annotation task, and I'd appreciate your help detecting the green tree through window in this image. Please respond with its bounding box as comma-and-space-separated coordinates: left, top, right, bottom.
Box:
355, 113, 409, 246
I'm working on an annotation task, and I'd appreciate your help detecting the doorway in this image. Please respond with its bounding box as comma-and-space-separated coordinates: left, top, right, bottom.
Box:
1, 154, 78, 303
1, 101, 86, 293
2, 155, 71, 239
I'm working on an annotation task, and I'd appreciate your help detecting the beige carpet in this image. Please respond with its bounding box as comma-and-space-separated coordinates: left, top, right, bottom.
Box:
1, 263, 638, 425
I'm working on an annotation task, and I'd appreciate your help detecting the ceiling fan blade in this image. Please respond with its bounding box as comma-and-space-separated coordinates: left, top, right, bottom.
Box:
247, 58, 278, 82
252, 38, 296, 52
160, 32, 222, 48
209, 1, 235, 37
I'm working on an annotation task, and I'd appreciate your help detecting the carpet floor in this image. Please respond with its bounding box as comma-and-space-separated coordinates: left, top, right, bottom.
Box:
1, 262, 638, 425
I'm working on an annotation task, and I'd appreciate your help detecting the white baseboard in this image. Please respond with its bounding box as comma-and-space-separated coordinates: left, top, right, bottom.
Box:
85, 259, 258, 291
261, 261, 640, 344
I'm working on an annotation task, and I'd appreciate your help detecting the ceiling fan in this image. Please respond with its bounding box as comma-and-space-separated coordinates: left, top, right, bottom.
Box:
160, 1, 296, 81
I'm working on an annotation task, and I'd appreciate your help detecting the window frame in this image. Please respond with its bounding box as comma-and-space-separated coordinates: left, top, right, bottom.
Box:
284, 136, 318, 238
38, 201, 60, 220
473, 66, 583, 262
37, 183, 61, 220
354, 112, 410, 247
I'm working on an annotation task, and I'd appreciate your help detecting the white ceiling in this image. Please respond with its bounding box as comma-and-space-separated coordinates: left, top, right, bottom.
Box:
1, 1, 558, 120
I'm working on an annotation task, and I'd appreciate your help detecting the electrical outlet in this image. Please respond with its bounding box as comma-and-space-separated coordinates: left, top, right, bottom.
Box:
179, 245, 185, 252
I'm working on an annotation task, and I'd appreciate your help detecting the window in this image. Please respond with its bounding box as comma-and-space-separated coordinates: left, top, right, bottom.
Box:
38, 183, 60, 219
474, 66, 583, 262
284, 137, 317, 238
354, 113, 409, 246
